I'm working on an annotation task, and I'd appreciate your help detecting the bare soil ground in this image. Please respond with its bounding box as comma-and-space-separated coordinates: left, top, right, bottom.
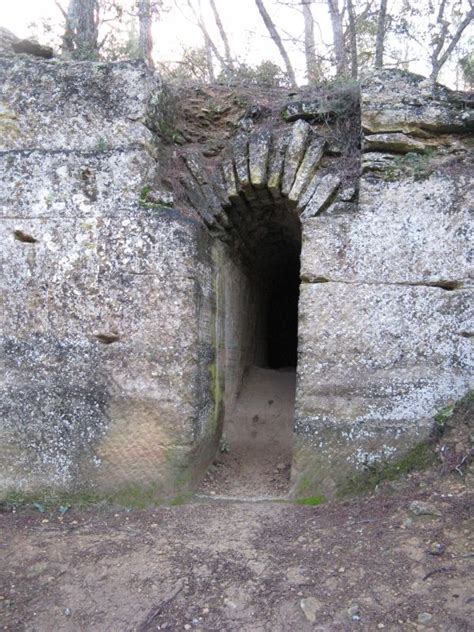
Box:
198, 367, 295, 499
1, 391, 472, 631
1, 472, 473, 632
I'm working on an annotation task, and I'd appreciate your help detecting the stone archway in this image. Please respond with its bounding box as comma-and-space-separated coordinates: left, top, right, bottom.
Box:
178, 120, 345, 496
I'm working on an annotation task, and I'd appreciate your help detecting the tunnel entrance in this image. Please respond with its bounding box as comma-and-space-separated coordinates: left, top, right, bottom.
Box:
200, 202, 302, 498
266, 258, 300, 370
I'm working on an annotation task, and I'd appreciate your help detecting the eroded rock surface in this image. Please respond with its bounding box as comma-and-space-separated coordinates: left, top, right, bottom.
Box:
0, 60, 472, 499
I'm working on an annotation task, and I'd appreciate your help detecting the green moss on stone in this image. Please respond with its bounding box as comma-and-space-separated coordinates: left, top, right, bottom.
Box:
336, 441, 436, 498
294, 495, 326, 506
138, 185, 172, 210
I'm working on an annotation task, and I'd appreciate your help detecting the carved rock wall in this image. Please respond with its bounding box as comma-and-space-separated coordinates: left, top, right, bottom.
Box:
293, 70, 473, 496
0, 57, 216, 496
0, 57, 472, 499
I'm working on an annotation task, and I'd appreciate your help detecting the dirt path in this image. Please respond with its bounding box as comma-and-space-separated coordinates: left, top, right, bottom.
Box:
1, 472, 473, 631
198, 367, 295, 499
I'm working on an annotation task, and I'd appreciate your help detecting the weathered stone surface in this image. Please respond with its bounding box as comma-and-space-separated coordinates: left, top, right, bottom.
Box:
282, 120, 312, 195
0, 149, 157, 219
232, 134, 252, 193
248, 129, 272, 188
300, 174, 473, 286
220, 152, 240, 202
0, 27, 53, 58
0, 27, 18, 52
1, 210, 215, 493
282, 97, 340, 123
361, 68, 474, 134
293, 282, 472, 496
363, 132, 426, 154
288, 137, 325, 204
1, 57, 472, 503
0, 59, 217, 496
301, 174, 341, 218
267, 132, 289, 198
361, 152, 396, 173
0, 56, 161, 152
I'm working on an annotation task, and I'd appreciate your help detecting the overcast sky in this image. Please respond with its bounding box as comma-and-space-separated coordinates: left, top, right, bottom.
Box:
1, 0, 471, 87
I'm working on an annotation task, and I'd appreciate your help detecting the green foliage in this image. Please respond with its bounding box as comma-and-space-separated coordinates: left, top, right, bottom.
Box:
434, 404, 455, 432
459, 51, 474, 90
218, 60, 291, 88
95, 136, 108, 151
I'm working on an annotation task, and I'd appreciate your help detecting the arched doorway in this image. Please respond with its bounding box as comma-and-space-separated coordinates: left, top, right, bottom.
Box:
181, 122, 330, 497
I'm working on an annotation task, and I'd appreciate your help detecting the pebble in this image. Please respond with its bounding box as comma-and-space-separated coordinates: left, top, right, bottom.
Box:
300, 597, 321, 623
63, 608, 71, 617
202, 607, 209, 614
347, 604, 360, 617
417, 612, 433, 624
409, 501, 441, 516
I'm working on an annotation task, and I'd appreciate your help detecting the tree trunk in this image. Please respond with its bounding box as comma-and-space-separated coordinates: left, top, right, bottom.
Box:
301, 0, 318, 83
209, 0, 234, 69
186, 0, 225, 77
254, 0, 297, 86
430, 5, 473, 84
346, 0, 358, 78
326, 0, 347, 76
374, 0, 388, 68
63, 0, 99, 60
138, 0, 154, 67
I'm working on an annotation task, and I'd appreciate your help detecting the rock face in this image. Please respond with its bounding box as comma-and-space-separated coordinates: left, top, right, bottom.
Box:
293, 70, 473, 497
0, 57, 215, 495
0, 59, 472, 499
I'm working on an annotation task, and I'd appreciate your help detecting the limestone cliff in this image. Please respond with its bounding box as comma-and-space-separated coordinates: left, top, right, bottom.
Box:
0, 54, 472, 498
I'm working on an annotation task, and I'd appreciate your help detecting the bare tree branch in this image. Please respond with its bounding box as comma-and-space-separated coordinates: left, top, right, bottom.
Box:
254, 0, 297, 86
209, 0, 234, 68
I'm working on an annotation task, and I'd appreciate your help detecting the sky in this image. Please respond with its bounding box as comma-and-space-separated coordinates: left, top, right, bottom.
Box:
0, 0, 472, 87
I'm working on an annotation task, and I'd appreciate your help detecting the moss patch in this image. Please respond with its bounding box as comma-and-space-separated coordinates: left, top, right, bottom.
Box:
294, 495, 326, 506
1, 484, 195, 513
138, 185, 173, 210
336, 441, 436, 498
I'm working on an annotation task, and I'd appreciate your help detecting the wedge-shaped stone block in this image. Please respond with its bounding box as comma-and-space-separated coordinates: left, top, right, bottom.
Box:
282, 120, 312, 196
288, 137, 325, 204
221, 154, 239, 202
300, 173, 473, 285
267, 132, 289, 197
232, 134, 250, 189
248, 129, 272, 189
301, 174, 341, 218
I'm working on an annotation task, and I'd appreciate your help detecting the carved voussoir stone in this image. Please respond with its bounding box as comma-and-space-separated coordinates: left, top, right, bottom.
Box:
288, 137, 326, 205
267, 131, 290, 198
282, 120, 312, 196
301, 173, 341, 218
248, 129, 272, 189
